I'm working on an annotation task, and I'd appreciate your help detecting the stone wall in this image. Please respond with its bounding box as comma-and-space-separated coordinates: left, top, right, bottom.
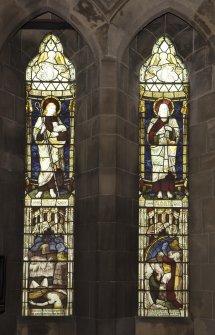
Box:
0, 1, 215, 335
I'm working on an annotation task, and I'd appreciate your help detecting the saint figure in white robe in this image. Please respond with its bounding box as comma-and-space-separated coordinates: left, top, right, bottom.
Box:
33, 98, 68, 198
147, 100, 179, 199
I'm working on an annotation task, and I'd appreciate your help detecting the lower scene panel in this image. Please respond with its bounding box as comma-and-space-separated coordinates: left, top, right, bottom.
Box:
22, 204, 74, 316
138, 199, 189, 317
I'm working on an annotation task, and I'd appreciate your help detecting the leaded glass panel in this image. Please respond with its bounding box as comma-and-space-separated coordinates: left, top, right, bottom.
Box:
22, 34, 75, 316
138, 36, 189, 317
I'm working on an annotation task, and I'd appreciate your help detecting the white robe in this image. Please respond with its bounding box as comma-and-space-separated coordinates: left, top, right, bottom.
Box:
147, 118, 179, 182
33, 116, 66, 187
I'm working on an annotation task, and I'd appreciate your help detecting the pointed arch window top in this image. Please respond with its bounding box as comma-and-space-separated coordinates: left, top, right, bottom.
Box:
26, 34, 75, 93
140, 36, 188, 96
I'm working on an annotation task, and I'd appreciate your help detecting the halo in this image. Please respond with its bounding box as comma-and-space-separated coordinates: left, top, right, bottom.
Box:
41, 96, 61, 115
153, 98, 174, 116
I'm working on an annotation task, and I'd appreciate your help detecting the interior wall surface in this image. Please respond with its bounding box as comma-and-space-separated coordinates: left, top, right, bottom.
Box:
0, 1, 215, 335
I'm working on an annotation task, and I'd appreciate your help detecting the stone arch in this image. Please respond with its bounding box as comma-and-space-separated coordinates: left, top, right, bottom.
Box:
0, 6, 100, 334
115, 10, 215, 334
110, 0, 214, 60
0, 2, 103, 61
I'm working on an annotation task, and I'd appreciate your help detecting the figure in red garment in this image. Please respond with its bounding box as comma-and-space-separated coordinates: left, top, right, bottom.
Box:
147, 99, 179, 199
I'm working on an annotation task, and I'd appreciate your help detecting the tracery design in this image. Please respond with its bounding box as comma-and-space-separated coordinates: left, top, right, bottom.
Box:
22, 34, 75, 316
138, 36, 189, 317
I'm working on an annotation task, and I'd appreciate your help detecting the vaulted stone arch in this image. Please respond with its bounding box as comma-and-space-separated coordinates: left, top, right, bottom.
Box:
0, 6, 100, 335
110, 0, 215, 59
0, 1, 103, 60
115, 10, 215, 335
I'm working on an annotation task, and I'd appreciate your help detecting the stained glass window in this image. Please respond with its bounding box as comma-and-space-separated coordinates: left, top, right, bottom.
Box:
22, 34, 75, 316
138, 36, 189, 317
